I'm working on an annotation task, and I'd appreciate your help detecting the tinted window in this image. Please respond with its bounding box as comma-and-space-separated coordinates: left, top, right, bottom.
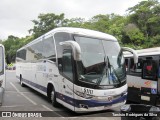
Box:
142, 59, 157, 80
26, 41, 43, 61
125, 59, 128, 72
62, 49, 73, 81
42, 37, 56, 61
54, 32, 71, 58
126, 58, 142, 76
17, 49, 26, 61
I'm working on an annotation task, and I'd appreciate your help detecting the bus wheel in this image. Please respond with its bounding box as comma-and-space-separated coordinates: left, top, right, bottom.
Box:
20, 75, 25, 87
51, 87, 59, 107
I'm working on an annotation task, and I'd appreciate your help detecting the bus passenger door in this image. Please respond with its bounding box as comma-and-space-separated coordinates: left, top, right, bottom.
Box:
60, 49, 74, 111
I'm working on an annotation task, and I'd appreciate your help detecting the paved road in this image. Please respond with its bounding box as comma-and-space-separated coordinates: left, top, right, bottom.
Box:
0, 71, 121, 120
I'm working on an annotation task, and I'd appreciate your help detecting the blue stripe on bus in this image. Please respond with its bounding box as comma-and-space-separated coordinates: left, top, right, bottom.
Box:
16, 76, 47, 93
57, 92, 126, 108
16, 76, 126, 108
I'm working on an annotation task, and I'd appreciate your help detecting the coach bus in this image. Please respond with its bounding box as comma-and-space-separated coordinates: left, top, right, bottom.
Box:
16, 27, 138, 112
124, 47, 160, 105
0, 44, 5, 105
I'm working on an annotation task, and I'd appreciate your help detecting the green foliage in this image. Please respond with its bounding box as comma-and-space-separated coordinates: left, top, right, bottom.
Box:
2, 35, 34, 64
127, 0, 160, 39
29, 13, 66, 38
3, 0, 160, 63
122, 23, 145, 48
64, 18, 85, 28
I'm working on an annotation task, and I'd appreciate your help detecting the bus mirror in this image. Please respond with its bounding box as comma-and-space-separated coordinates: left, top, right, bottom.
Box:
59, 41, 81, 61
58, 64, 62, 71
122, 47, 138, 64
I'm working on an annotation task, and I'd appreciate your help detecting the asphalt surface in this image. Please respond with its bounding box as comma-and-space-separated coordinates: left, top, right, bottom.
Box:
0, 70, 121, 120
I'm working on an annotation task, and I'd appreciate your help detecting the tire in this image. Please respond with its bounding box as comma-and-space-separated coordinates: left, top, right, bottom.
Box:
20, 76, 25, 87
51, 87, 59, 107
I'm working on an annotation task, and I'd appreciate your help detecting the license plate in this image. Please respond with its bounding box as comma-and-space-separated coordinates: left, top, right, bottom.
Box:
141, 95, 150, 101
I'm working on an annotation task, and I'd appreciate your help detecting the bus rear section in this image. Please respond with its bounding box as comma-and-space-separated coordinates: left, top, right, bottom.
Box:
0, 45, 5, 105
125, 48, 160, 105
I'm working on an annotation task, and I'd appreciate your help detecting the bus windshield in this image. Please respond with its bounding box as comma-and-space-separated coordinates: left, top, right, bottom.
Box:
75, 36, 126, 86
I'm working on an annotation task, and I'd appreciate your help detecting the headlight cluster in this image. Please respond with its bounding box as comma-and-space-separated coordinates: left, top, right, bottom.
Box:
74, 89, 127, 102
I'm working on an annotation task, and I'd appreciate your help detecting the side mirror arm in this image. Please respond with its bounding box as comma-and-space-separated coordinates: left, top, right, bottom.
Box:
122, 47, 138, 64
59, 41, 81, 61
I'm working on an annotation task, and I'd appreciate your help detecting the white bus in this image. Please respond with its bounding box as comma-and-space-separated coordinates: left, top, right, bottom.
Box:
124, 47, 160, 105
16, 27, 138, 112
0, 44, 5, 105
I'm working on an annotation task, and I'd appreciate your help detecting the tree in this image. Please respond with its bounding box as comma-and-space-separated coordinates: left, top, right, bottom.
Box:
2, 35, 34, 64
127, 0, 160, 38
29, 13, 66, 38
3, 35, 19, 63
86, 14, 110, 32
122, 24, 145, 48
106, 14, 126, 43
65, 18, 85, 28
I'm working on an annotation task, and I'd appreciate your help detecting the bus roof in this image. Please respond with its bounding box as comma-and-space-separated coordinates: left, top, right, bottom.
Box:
124, 47, 160, 57
17, 27, 117, 51
46, 27, 117, 41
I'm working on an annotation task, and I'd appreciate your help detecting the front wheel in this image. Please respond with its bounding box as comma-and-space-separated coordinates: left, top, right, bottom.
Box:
51, 87, 59, 107
20, 76, 25, 87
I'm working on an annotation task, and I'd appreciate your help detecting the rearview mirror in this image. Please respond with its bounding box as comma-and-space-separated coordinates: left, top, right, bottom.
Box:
58, 64, 62, 71
59, 41, 81, 61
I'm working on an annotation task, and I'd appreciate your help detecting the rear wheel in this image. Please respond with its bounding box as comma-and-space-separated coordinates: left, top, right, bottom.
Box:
20, 75, 25, 87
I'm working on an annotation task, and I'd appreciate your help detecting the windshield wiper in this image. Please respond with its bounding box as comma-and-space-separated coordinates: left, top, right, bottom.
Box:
107, 56, 121, 84
79, 75, 85, 80
96, 56, 109, 85
96, 56, 121, 86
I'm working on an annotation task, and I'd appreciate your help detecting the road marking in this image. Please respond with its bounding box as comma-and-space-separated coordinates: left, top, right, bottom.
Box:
41, 104, 64, 118
9, 82, 64, 118
5, 91, 29, 93
2, 105, 26, 108
10, 82, 37, 105
42, 105, 53, 111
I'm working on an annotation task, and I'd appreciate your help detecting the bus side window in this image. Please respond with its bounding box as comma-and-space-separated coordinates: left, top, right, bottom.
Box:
128, 58, 142, 76
42, 37, 56, 62
125, 58, 129, 72
129, 58, 135, 72
62, 49, 74, 81
142, 59, 157, 80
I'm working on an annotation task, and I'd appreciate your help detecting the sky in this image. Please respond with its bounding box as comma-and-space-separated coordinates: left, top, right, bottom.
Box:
0, 0, 145, 40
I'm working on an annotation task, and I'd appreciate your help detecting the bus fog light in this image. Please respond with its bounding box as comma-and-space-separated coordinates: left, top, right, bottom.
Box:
79, 104, 88, 109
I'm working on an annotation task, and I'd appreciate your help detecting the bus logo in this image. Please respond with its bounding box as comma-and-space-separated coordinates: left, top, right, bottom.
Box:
108, 96, 113, 101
